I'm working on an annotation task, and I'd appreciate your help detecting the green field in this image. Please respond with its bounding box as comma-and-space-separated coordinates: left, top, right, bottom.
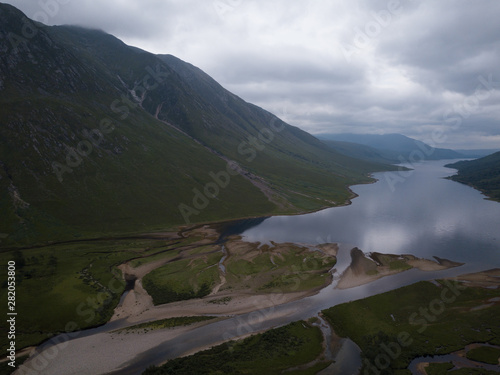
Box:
142, 321, 328, 375
322, 280, 500, 374
427, 362, 500, 375
224, 241, 336, 294
0, 236, 201, 352
466, 345, 500, 365
143, 251, 222, 305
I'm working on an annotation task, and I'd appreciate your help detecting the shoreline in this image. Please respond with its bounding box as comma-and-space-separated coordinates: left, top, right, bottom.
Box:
336, 248, 464, 290
16, 237, 487, 375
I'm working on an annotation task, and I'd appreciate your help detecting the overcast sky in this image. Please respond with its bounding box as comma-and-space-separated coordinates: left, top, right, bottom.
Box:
5, 0, 500, 149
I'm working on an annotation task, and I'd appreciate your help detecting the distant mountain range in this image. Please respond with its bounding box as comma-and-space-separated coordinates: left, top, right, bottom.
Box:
446, 152, 500, 201
0, 4, 398, 246
318, 133, 468, 163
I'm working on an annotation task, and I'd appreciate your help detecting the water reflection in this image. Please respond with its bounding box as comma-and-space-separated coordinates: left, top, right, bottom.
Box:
242, 160, 500, 268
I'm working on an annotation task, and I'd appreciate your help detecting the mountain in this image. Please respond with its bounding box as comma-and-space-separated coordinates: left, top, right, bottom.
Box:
453, 149, 500, 158
318, 133, 464, 162
446, 152, 500, 201
320, 139, 400, 164
0, 4, 396, 246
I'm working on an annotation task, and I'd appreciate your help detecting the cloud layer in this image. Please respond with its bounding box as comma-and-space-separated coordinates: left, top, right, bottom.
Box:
6, 0, 500, 148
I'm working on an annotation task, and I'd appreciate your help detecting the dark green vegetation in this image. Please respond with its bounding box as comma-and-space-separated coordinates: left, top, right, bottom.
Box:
0, 354, 28, 375
446, 151, 500, 201
140, 239, 337, 305
425, 362, 454, 375
115, 316, 216, 334
322, 280, 500, 374
466, 345, 500, 365
143, 251, 221, 305
0, 4, 399, 248
426, 362, 500, 375
142, 321, 328, 375
0, 234, 201, 352
223, 240, 336, 293
319, 133, 464, 162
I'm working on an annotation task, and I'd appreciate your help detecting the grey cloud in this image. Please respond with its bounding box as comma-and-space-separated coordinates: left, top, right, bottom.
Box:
4, 0, 500, 149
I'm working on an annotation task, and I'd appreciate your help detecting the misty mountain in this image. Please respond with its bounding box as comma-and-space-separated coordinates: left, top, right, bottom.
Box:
320, 140, 399, 165
318, 133, 465, 163
0, 4, 396, 246
453, 149, 500, 158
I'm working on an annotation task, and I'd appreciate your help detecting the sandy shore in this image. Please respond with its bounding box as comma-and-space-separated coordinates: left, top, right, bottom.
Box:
446, 268, 500, 288
337, 248, 464, 289
112, 278, 321, 324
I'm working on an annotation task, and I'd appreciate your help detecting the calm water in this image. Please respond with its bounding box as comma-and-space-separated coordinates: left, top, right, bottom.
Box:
242, 160, 500, 268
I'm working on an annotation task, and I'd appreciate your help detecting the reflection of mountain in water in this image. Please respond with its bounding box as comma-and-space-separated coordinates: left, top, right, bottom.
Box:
241, 160, 500, 269
215, 217, 269, 243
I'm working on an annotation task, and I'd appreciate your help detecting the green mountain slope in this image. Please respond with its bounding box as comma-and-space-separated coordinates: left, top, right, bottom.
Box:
0, 4, 396, 247
446, 152, 500, 201
154, 54, 398, 206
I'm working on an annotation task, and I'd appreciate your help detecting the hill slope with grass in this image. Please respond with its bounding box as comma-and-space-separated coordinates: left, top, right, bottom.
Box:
0, 4, 396, 247
446, 152, 500, 201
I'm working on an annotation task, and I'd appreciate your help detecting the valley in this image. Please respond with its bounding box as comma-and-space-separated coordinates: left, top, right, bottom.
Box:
1, 3, 500, 375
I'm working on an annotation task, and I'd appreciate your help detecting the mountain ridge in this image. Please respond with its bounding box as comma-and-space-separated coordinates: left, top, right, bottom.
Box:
318, 133, 465, 162
0, 4, 397, 246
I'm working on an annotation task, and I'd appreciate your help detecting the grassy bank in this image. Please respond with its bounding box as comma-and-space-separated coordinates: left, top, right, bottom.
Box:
143, 249, 222, 305
142, 321, 328, 375
322, 280, 500, 374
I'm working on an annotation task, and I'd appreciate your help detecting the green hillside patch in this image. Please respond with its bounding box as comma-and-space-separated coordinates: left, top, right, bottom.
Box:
224, 240, 336, 294
466, 345, 500, 365
142, 321, 325, 375
322, 280, 500, 373
143, 252, 222, 305
446, 152, 500, 202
